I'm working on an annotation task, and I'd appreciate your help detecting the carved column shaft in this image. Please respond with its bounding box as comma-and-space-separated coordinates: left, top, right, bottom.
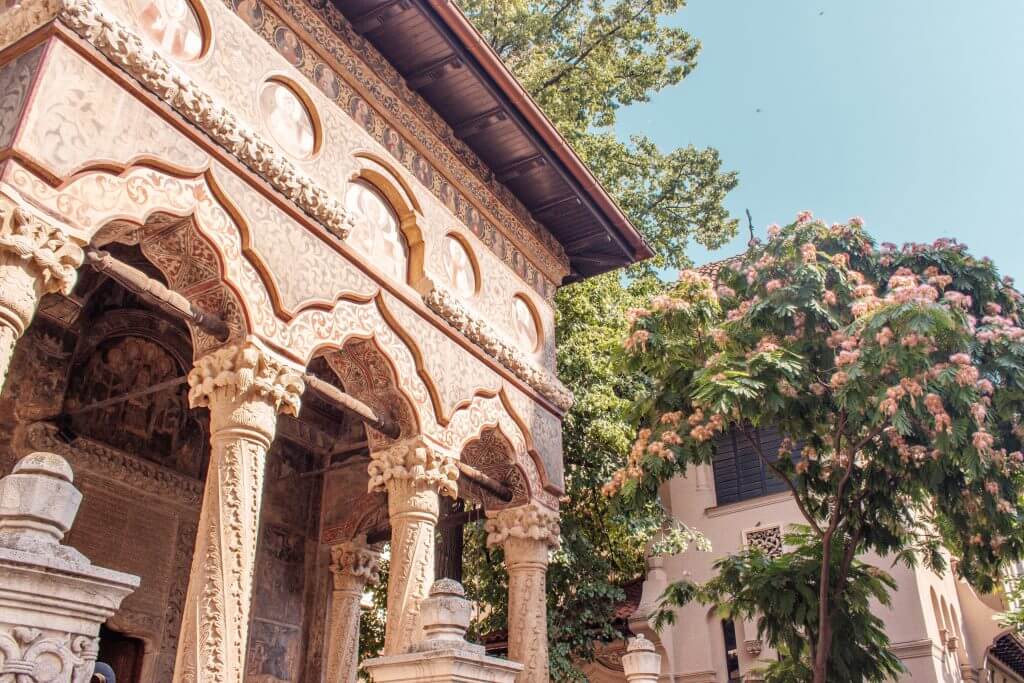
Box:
325, 538, 381, 683
172, 341, 303, 683
0, 196, 83, 389
367, 439, 457, 655
485, 502, 560, 683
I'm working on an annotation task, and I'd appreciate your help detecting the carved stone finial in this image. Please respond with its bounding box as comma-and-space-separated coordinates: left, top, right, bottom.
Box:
367, 437, 458, 499
484, 500, 561, 552
0, 452, 84, 559
0, 453, 138, 683
622, 635, 662, 682
416, 579, 481, 654
187, 338, 304, 416
627, 635, 655, 653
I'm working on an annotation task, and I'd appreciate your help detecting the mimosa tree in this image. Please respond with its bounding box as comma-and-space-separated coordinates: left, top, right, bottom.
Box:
611, 215, 1024, 682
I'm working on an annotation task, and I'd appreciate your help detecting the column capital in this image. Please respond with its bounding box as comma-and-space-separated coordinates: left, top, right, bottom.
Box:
0, 194, 83, 301
329, 536, 382, 593
188, 338, 304, 441
484, 501, 561, 555
367, 436, 458, 500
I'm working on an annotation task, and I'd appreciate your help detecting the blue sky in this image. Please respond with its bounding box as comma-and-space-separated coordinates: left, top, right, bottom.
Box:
615, 0, 1024, 283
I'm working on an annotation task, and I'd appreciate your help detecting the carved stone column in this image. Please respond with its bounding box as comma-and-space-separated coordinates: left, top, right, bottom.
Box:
172, 340, 304, 683
485, 501, 561, 683
324, 536, 381, 683
367, 437, 458, 654
0, 194, 83, 389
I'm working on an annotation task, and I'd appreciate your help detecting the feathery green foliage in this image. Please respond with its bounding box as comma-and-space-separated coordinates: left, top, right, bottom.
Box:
614, 217, 1024, 682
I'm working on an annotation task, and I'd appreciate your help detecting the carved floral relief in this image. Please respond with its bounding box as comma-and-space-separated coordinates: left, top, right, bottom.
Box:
0, 44, 45, 151
17, 41, 209, 177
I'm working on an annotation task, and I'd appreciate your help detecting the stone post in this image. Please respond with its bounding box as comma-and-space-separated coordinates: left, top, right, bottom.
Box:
362, 580, 522, 683
484, 501, 560, 683
622, 635, 662, 683
171, 340, 304, 683
324, 536, 381, 683
0, 193, 83, 389
0, 451, 138, 682
367, 437, 458, 654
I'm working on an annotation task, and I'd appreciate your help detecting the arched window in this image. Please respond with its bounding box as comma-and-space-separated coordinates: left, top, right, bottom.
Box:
344, 180, 409, 284
721, 619, 741, 680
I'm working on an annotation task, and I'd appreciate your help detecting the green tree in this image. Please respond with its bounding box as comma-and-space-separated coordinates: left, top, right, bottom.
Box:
458, 0, 739, 272
613, 217, 1024, 682
656, 529, 905, 682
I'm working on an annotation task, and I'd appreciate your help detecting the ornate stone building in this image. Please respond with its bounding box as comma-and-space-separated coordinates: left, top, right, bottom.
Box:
0, 0, 650, 678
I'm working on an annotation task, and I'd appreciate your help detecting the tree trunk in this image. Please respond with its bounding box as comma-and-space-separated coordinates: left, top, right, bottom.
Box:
813, 530, 834, 683
435, 497, 464, 581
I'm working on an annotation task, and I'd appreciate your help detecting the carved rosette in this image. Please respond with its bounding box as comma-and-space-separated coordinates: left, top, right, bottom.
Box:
173, 341, 303, 683
325, 537, 382, 683
0, 627, 99, 683
0, 194, 83, 388
485, 501, 560, 683
368, 438, 458, 655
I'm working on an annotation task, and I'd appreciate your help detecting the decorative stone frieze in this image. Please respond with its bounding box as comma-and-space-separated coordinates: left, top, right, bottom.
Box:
324, 536, 382, 683
362, 580, 522, 683
0, 452, 139, 683
0, 0, 61, 51
54, 0, 354, 242
422, 285, 573, 412
368, 438, 458, 655
172, 340, 303, 683
621, 635, 662, 683
485, 501, 560, 683
0, 192, 83, 389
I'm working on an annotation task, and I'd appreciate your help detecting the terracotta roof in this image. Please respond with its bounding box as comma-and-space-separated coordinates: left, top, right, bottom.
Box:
695, 254, 744, 280
332, 0, 653, 281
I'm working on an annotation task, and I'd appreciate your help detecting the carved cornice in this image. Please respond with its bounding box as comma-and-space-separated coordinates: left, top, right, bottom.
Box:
54, 0, 354, 241
366, 436, 458, 499
484, 500, 560, 551
0, 0, 61, 51
188, 338, 304, 416
22, 421, 205, 508
0, 191, 83, 301
422, 285, 572, 412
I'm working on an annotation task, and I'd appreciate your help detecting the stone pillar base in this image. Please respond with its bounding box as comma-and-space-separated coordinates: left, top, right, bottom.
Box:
364, 580, 522, 683
0, 452, 138, 682
361, 648, 522, 683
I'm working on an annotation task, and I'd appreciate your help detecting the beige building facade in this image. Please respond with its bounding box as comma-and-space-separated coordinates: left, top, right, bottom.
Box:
585, 455, 1024, 683
0, 0, 650, 679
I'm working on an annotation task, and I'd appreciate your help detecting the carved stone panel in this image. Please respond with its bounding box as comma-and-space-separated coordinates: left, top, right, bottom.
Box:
0, 43, 45, 150
63, 334, 208, 479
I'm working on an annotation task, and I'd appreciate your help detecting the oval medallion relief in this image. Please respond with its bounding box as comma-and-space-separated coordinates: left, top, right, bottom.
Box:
136, 0, 205, 61
259, 80, 317, 159
442, 235, 477, 298
512, 295, 540, 353
345, 180, 408, 283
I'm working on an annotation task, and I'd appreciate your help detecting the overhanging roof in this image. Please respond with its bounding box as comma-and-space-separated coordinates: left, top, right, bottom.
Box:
332, 0, 653, 281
